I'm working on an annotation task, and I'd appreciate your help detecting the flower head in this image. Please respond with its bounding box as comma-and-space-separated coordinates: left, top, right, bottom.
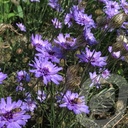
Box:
0, 97, 31, 128
37, 90, 46, 102
29, 58, 63, 85
48, 0, 62, 12
89, 69, 110, 88
104, 1, 120, 18
54, 33, 76, 50
64, 13, 73, 27
84, 27, 97, 45
74, 11, 95, 27
31, 34, 45, 48
52, 18, 62, 28
36, 44, 63, 63
108, 46, 121, 59
77, 47, 107, 67
59, 90, 89, 114
121, 0, 128, 14
16, 70, 30, 82
23, 94, 37, 112
0, 72, 7, 84
89, 71, 101, 88
30, 0, 40, 2
16, 23, 26, 32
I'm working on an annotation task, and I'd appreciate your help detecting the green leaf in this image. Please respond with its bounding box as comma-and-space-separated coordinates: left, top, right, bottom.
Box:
16, 5, 23, 18
7, 13, 16, 19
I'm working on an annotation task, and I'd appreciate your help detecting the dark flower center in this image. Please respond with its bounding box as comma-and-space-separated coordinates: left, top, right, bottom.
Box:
41, 67, 49, 75
88, 57, 95, 62
3, 111, 13, 120
48, 50, 55, 55
111, 5, 115, 8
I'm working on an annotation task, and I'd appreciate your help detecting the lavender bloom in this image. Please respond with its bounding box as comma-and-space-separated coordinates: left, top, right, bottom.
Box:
123, 42, 128, 51
0, 72, 7, 84
37, 90, 46, 102
36, 44, 63, 63
108, 46, 121, 58
30, 0, 40, 2
16, 70, 30, 82
101, 69, 110, 79
98, 0, 108, 4
52, 18, 62, 28
24, 95, 37, 112
74, 11, 95, 27
84, 27, 97, 45
16, 83, 25, 91
29, 58, 63, 85
64, 5, 85, 28
59, 90, 89, 114
16, 23, 26, 32
54, 33, 76, 50
104, 1, 120, 18
89, 72, 101, 88
121, 0, 128, 14
89, 69, 110, 88
48, 0, 62, 12
77, 47, 107, 67
64, 13, 73, 27
0, 97, 31, 128
31, 34, 44, 48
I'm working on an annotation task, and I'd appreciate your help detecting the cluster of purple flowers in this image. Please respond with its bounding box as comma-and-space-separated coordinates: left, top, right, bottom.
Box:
30, 34, 63, 85
2, 0, 128, 127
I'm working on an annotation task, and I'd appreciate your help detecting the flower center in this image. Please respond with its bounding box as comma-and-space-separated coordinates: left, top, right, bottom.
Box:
111, 5, 115, 8
48, 50, 55, 55
3, 111, 13, 120
41, 67, 49, 75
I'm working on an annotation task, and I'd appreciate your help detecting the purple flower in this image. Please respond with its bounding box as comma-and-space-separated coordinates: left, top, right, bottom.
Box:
24, 94, 37, 112
52, 18, 62, 28
89, 69, 110, 88
54, 33, 76, 50
48, 0, 62, 12
101, 69, 110, 79
16, 83, 25, 91
64, 13, 73, 27
108, 46, 121, 58
16, 70, 30, 82
37, 90, 46, 102
36, 44, 63, 63
64, 5, 85, 28
31, 34, 49, 48
30, 0, 40, 2
121, 0, 128, 14
74, 11, 95, 27
0, 72, 7, 84
84, 27, 97, 45
104, 1, 120, 18
16, 23, 26, 32
98, 0, 108, 4
59, 90, 89, 114
123, 42, 128, 51
0, 97, 31, 128
77, 47, 107, 67
29, 58, 63, 85
89, 72, 101, 88
31, 34, 44, 48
